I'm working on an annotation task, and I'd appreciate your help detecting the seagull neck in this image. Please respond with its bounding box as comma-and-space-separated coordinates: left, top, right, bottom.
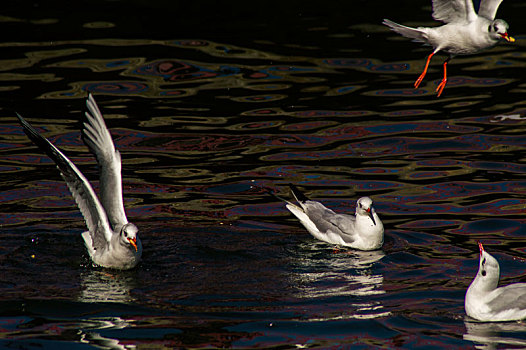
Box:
472, 273, 499, 294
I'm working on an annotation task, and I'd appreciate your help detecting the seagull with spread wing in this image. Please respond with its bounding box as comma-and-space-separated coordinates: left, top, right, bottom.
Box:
383, 0, 514, 97
17, 94, 142, 270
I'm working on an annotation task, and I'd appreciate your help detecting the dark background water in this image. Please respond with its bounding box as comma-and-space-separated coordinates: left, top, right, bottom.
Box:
1, 0, 526, 348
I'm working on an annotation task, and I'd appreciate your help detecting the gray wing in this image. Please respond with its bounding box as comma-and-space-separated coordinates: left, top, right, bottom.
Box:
83, 94, 128, 230
477, 0, 503, 20
382, 19, 428, 44
487, 283, 526, 313
17, 113, 113, 246
432, 0, 477, 23
302, 201, 356, 244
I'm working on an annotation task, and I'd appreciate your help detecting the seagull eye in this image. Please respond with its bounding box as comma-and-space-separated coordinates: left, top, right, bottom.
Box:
481, 270, 486, 277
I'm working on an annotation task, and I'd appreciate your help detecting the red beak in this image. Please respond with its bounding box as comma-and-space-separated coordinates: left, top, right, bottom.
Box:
128, 237, 138, 252
478, 241, 484, 256
500, 33, 515, 42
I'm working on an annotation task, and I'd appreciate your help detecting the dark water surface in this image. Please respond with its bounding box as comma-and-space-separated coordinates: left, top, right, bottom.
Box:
1, 0, 526, 348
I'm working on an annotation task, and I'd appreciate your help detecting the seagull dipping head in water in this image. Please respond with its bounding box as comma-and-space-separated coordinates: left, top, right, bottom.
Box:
17, 94, 142, 270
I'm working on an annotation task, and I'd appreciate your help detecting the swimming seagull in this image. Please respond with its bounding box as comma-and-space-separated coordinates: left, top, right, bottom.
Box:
383, 0, 515, 97
465, 242, 526, 322
281, 184, 383, 250
16, 94, 142, 270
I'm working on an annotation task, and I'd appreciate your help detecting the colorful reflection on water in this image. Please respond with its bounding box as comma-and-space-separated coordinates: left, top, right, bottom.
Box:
0, 0, 526, 348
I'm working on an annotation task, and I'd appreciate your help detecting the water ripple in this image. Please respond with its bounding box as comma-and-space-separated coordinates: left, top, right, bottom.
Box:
1, 3, 525, 347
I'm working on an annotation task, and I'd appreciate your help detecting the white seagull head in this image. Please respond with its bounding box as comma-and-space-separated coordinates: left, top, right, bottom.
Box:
356, 197, 377, 226
477, 242, 500, 291
121, 223, 139, 252
489, 19, 514, 42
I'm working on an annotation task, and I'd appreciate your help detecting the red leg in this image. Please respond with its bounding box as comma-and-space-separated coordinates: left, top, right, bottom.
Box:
414, 52, 435, 89
435, 57, 450, 97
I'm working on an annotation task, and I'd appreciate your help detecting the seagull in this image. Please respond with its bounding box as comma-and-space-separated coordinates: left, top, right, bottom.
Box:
16, 94, 142, 270
465, 242, 526, 322
281, 184, 383, 250
383, 0, 515, 97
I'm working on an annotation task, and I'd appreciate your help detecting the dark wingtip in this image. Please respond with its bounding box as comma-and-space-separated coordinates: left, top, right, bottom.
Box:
264, 186, 288, 203
15, 113, 70, 171
367, 208, 377, 226
16, 112, 33, 131
16, 113, 47, 147
288, 183, 310, 203
248, 184, 288, 203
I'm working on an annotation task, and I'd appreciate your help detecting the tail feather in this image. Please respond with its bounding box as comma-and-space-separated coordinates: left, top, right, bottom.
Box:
383, 19, 427, 44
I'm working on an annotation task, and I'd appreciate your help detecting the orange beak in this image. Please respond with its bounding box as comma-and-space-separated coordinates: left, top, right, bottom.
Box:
128, 237, 138, 252
478, 241, 484, 256
501, 33, 515, 42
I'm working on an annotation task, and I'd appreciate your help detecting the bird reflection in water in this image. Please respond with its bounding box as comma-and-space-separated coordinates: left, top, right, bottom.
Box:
464, 319, 526, 349
290, 241, 389, 320
76, 270, 139, 348
78, 269, 138, 304
76, 316, 133, 350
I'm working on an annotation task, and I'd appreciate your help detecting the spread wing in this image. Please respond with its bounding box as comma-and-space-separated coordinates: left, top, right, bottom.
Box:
477, 0, 503, 20
17, 113, 113, 247
82, 94, 128, 231
432, 0, 477, 23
